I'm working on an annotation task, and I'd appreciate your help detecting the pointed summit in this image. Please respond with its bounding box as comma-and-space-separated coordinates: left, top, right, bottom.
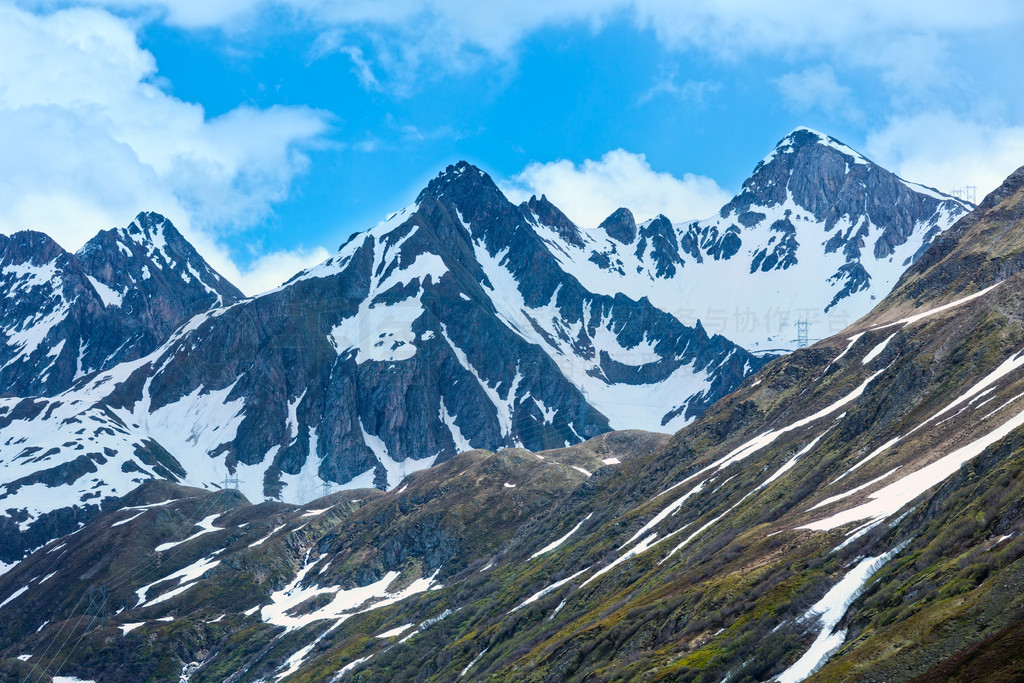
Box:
78, 212, 242, 313
524, 194, 586, 248
0, 229, 69, 268
420, 160, 499, 203
766, 126, 872, 165
599, 208, 637, 244
0, 212, 243, 398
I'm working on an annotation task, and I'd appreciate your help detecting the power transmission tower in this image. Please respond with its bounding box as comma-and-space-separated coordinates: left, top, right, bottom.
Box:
86, 586, 108, 629
321, 480, 334, 498
795, 320, 809, 348
952, 186, 978, 204
222, 473, 242, 491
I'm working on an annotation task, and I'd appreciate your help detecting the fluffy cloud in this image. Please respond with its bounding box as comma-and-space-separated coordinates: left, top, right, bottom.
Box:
226, 245, 332, 295
503, 150, 732, 227
36, 1, 1024, 89
0, 4, 330, 294
865, 112, 1024, 201
775, 65, 860, 121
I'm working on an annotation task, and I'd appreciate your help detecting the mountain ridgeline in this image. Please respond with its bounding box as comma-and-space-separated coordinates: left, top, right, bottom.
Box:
0, 163, 766, 565
0, 129, 968, 571
2, 163, 1024, 682
532, 127, 969, 351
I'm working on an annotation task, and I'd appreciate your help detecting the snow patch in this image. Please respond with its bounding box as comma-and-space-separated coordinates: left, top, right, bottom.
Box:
775, 550, 897, 682
530, 513, 593, 559
87, 276, 123, 307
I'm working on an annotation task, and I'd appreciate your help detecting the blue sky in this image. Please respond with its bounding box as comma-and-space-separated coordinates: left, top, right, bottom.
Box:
3, 1, 1024, 293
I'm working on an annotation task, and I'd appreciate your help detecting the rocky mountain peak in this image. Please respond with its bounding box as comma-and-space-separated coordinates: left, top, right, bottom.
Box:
420, 160, 498, 204
599, 207, 637, 244
525, 194, 587, 248
0, 230, 68, 267
0, 212, 243, 399
775, 126, 868, 159
715, 127, 969, 269
729, 127, 875, 215
77, 211, 243, 309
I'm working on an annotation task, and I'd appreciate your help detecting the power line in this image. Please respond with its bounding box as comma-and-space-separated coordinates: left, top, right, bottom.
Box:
28, 489, 234, 683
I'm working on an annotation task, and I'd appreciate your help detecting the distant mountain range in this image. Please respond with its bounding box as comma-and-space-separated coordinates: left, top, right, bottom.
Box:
2, 162, 1024, 683
534, 127, 970, 352
0, 129, 969, 568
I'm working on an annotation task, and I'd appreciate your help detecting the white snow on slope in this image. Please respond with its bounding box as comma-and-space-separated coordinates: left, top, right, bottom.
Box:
360, 420, 437, 490
439, 322, 522, 439
754, 428, 833, 492
87, 275, 123, 308
110, 510, 146, 528
376, 623, 415, 638
822, 340, 1024, 508
0, 585, 29, 609
870, 282, 1002, 331
440, 398, 473, 454
677, 370, 884, 488
460, 647, 490, 677
530, 513, 593, 559
621, 480, 707, 550
511, 569, 588, 612
154, 514, 223, 552
471, 240, 713, 432
775, 550, 897, 683
260, 552, 441, 632
861, 332, 898, 365
840, 435, 904, 480
812, 468, 901, 511
926, 348, 1024, 424
530, 185, 960, 353
805, 404, 1024, 531
135, 554, 222, 608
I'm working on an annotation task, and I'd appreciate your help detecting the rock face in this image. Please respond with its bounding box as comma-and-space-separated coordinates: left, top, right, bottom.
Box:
0, 212, 243, 397
76, 211, 242, 346
0, 165, 768, 565
0, 131, 968, 565
544, 127, 970, 351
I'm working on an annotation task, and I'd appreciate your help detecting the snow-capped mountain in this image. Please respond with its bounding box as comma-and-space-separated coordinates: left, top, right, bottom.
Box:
0, 130, 969, 567
4, 163, 1024, 682
0, 163, 768, 564
0, 212, 243, 397
538, 127, 970, 351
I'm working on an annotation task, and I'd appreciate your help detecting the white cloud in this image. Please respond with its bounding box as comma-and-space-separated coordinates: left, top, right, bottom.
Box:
775, 65, 860, 121
0, 4, 329, 294
39, 0, 1024, 95
865, 112, 1024, 202
639, 74, 720, 105
335, 44, 382, 92
227, 245, 332, 295
503, 150, 732, 227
